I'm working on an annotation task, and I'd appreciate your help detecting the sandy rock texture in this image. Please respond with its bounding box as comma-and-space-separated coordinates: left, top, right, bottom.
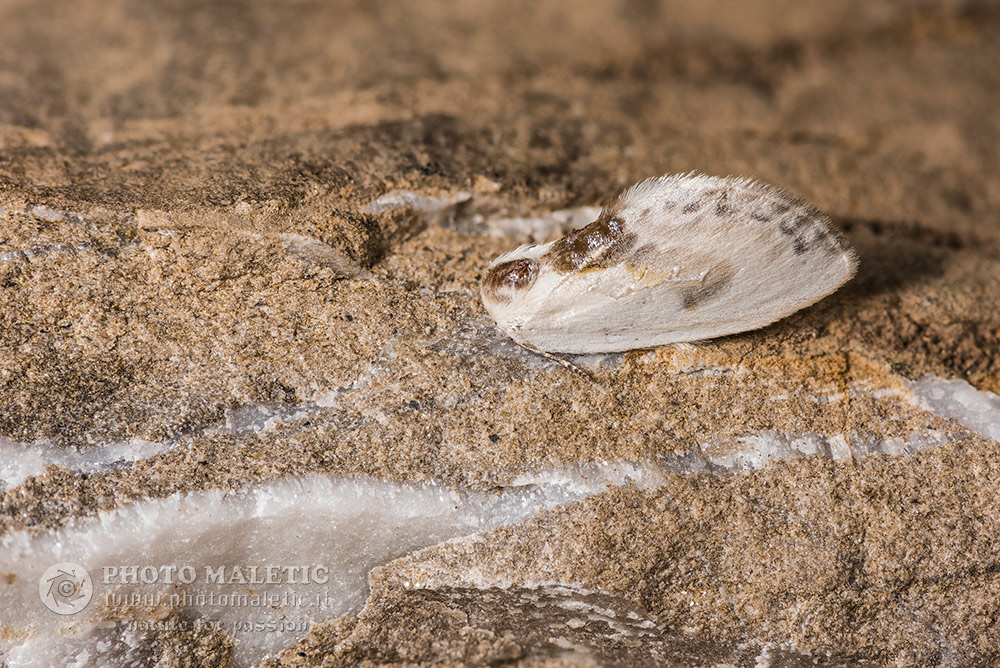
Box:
2, 0, 1000, 666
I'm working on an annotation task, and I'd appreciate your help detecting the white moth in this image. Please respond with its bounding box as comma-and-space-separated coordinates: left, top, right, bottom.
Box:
480, 173, 858, 354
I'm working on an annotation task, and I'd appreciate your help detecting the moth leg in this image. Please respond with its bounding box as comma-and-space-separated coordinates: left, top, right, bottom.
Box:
521, 343, 596, 380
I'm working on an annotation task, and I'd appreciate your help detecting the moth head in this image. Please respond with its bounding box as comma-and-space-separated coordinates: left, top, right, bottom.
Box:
481, 255, 539, 307
481, 240, 553, 313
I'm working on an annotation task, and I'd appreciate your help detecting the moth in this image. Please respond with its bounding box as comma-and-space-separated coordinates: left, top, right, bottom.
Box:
481, 173, 858, 354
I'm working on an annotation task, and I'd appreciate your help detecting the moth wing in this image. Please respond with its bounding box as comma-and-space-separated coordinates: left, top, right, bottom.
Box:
516, 243, 739, 352
486, 173, 857, 354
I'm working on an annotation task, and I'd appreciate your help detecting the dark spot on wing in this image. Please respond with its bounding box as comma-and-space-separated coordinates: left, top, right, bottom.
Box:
714, 191, 732, 216
809, 225, 853, 257
682, 200, 703, 214
831, 232, 852, 252
779, 213, 812, 237
546, 212, 638, 273
780, 212, 819, 255
753, 197, 793, 222
681, 262, 735, 310
481, 257, 539, 303
776, 208, 851, 258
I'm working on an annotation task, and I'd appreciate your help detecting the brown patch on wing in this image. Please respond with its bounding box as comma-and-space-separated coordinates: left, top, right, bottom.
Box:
545, 212, 638, 273
623, 245, 736, 303
481, 258, 539, 304
623, 242, 676, 285
681, 261, 736, 310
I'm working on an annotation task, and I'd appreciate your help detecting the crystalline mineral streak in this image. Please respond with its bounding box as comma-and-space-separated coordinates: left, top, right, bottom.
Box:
0, 371, 996, 665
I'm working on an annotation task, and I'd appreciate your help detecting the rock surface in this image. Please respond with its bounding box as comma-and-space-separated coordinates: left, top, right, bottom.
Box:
2, 0, 999, 666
